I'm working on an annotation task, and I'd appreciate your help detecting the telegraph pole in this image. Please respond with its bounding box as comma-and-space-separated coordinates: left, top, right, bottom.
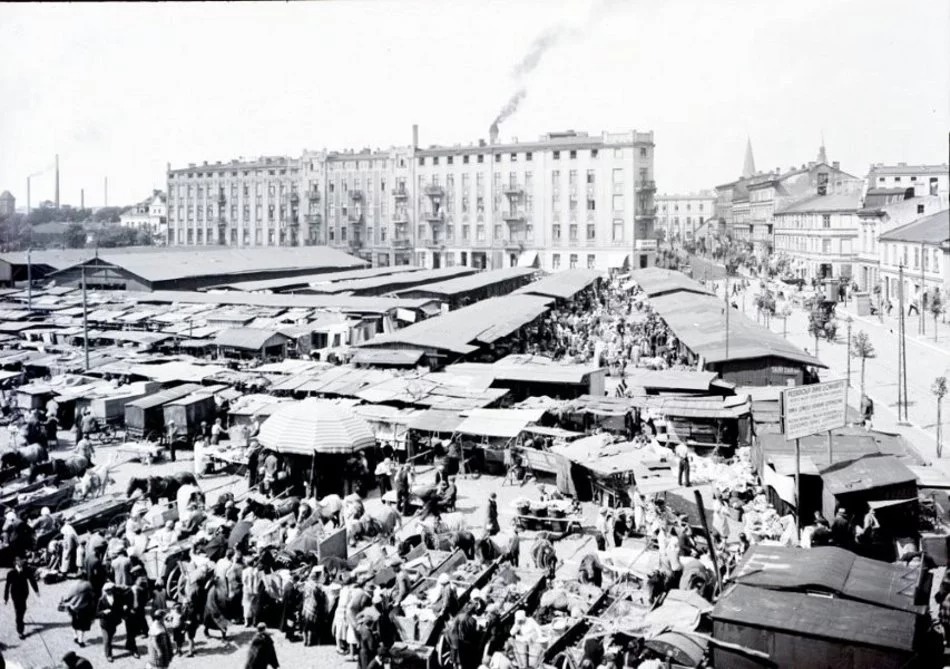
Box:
26, 248, 32, 311
82, 264, 89, 371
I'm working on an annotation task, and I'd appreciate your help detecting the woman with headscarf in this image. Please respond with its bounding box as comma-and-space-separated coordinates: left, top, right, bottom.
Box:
202, 558, 230, 640
299, 565, 327, 646
60, 522, 80, 575
59, 577, 96, 647
241, 557, 262, 627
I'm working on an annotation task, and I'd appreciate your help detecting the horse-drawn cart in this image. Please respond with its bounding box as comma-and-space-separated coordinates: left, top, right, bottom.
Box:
0, 477, 76, 520
512, 499, 583, 534
142, 537, 197, 600
60, 492, 136, 537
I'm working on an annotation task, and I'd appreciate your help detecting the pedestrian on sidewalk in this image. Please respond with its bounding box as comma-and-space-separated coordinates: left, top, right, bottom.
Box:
860, 395, 874, 430
676, 442, 691, 487
4, 557, 39, 639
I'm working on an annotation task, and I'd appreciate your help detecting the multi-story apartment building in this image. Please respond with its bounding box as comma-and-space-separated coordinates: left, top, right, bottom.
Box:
856, 191, 950, 292
165, 127, 658, 272
655, 192, 714, 242
867, 163, 949, 198
167, 156, 303, 248
772, 192, 862, 280
878, 208, 950, 309
0, 191, 15, 217
120, 190, 168, 241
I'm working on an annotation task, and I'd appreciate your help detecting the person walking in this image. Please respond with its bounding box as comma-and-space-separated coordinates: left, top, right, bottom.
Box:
485, 492, 500, 536
245, 622, 280, 669
164, 420, 179, 462
4, 557, 39, 639
300, 566, 327, 647
97, 582, 132, 662
374, 456, 393, 496
59, 577, 96, 647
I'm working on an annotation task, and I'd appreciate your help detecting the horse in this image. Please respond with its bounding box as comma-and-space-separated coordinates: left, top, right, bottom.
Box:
313, 494, 344, 523
1, 443, 49, 474
241, 496, 301, 521
424, 512, 467, 536
77, 453, 118, 499
345, 505, 402, 545
418, 528, 476, 560
126, 473, 199, 504
342, 494, 364, 524
29, 455, 89, 483
476, 535, 503, 564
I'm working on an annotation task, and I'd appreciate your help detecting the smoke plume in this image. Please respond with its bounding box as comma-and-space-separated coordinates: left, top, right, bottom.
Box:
490, 0, 623, 138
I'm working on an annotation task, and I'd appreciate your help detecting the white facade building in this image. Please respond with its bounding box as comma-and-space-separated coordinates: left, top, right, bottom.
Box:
120, 190, 167, 241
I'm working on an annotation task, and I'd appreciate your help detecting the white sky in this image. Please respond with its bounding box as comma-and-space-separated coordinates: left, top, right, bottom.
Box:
1, 0, 948, 207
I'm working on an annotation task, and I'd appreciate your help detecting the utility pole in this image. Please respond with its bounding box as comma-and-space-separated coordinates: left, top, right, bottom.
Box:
846, 316, 852, 388
724, 263, 730, 360
82, 264, 89, 371
898, 263, 909, 424
26, 248, 32, 311
921, 242, 926, 336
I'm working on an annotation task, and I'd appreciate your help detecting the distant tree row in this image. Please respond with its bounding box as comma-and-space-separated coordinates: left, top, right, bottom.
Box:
0, 205, 152, 251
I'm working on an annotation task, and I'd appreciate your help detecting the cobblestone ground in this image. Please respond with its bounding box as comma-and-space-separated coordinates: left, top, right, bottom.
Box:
1, 439, 598, 669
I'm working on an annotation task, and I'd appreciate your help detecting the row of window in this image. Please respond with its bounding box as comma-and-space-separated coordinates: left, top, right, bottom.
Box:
170, 167, 299, 180
416, 146, 648, 167
660, 203, 706, 212
884, 242, 941, 272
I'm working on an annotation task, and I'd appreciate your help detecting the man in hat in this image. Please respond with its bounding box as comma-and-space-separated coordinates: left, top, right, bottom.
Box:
4, 557, 39, 639
98, 581, 136, 661
164, 420, 179, 462
245, 622, 280, 669
111, 548, 133, 587
431, 572, 459, 619
831, 507, 852, 548
391, 557, 411, 603
62, 651, 93, 669
300, 565, 327, 647
484, 492, 499, 536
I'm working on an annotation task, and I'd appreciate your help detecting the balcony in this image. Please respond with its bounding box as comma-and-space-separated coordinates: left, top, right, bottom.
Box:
288, 192, 300, 204
425, 211, 445, 224
393, 187, 409, 200
393, 211, 409, 224
634, 239, 658, 251
307, 189, 321, 202
504, 239, 524, 251
503, 211, 527, 225
503, 184, 524, 198
214, 191, 226, 204
636, 180, 657, 192
421, 238, 444, 249
392, 238, 412, 249
305, 213, 322, 226
347, 213, 364, 225
424, 185, 444, 198
349, 190, 364, 201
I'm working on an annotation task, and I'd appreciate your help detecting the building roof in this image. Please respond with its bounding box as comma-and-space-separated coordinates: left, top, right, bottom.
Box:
122, 289, 433, 316
878, 208, 950, 245
869, 163, 949, 176
513, 269, 600, 300
307, 266, 477, 295
629, 267, 713, 298
211, 266, 421, 292
0, 191, 13, 199
711, 584, 917, 653
213, 328, 291, 351
732, 545, 924, 614
775, 192, 863, 215
395, 267, 535, 298
446, 354, 603, 385
821, 453, 916, 496
358, 294, 552, 354
349, 349, 426, 367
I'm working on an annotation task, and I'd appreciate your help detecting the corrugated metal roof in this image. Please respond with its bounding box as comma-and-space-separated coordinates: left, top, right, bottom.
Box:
350, 349, 426, 366
514, 269, 600, 300
125, 383, 204, 410
447, 354, 601, 385
775, 192, 863, 214
733, 545, 923, 614
214, 328, 290, 351
624, 369, 720, 392
395, 267, 535, 298
408, 408, 465, 433
821, 454, 916, 495
211, 265, 422, 292
122, 289, 433, 315
711, 584, 917, 652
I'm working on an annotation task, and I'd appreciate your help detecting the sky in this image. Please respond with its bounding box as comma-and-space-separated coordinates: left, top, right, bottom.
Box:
1, 0, 948, 208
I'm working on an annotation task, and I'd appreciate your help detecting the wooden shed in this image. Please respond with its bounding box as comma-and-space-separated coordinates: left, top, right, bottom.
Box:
214, 328, 290, 362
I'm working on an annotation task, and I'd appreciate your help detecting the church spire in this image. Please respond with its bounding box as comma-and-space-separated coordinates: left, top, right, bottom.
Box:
742, 137, 756, 178
817, 132, 828, 164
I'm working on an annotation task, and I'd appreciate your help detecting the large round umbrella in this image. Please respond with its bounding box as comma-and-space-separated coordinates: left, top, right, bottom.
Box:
258, 398, 376, 456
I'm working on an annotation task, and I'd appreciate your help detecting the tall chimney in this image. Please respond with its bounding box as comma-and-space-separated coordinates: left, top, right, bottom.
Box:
104, 177, 108, 207
55, 154, 60, 209
489, 123, 499, 145
412, 124, 419, 150
26, 176, 30, 215
81, 188, 85, 210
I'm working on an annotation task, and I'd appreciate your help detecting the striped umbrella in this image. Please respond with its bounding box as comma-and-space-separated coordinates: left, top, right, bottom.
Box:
258, 398, 376, 455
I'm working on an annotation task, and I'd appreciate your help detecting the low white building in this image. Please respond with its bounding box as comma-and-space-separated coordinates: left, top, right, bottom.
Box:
120, 190, 168, 241
867, 163, 949, 199
772, 192, 863, 280
879, 208, 950, 310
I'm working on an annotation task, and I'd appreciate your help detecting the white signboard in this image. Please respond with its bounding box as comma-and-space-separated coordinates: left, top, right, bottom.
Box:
782, 379, 848, 440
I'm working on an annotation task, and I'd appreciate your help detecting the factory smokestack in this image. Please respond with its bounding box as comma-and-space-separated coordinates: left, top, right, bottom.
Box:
81, 188, 85, 210
412, 124, 419, 150
104, 177, 108, 207
55, 154, 60, 209
489, 123, 499, 145
26, 177, 30, 215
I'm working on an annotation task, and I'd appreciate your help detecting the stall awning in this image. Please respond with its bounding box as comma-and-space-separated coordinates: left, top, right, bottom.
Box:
605, 252, 631, 269
408, 408, 464, 433
517, 251, 539, 268
455, 408, 545, 438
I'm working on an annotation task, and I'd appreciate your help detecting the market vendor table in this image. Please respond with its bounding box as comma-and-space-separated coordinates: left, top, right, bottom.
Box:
116, 441, 165, 464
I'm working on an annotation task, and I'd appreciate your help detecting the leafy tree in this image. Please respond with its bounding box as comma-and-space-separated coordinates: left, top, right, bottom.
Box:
92, 207, 123, 224
931, 289, 943, 342
64, 223, 87, 249
94, 225, 138, 248
933, 376, 947, 458
850, 331, 876, 399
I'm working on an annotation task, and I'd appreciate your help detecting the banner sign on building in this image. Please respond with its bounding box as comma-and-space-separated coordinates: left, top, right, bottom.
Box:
781, 379, 848, 441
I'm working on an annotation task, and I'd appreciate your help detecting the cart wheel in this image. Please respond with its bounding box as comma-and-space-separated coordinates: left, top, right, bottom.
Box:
166, 562, 183, 600
107, 512, 129, 537
436, 635, 453, 669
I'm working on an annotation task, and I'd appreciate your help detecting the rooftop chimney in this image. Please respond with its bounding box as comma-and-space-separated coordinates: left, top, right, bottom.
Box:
412, 124, 419, 150
489, 123, 499, 145
81, 188, 84, 210
832, 161, 840, 170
